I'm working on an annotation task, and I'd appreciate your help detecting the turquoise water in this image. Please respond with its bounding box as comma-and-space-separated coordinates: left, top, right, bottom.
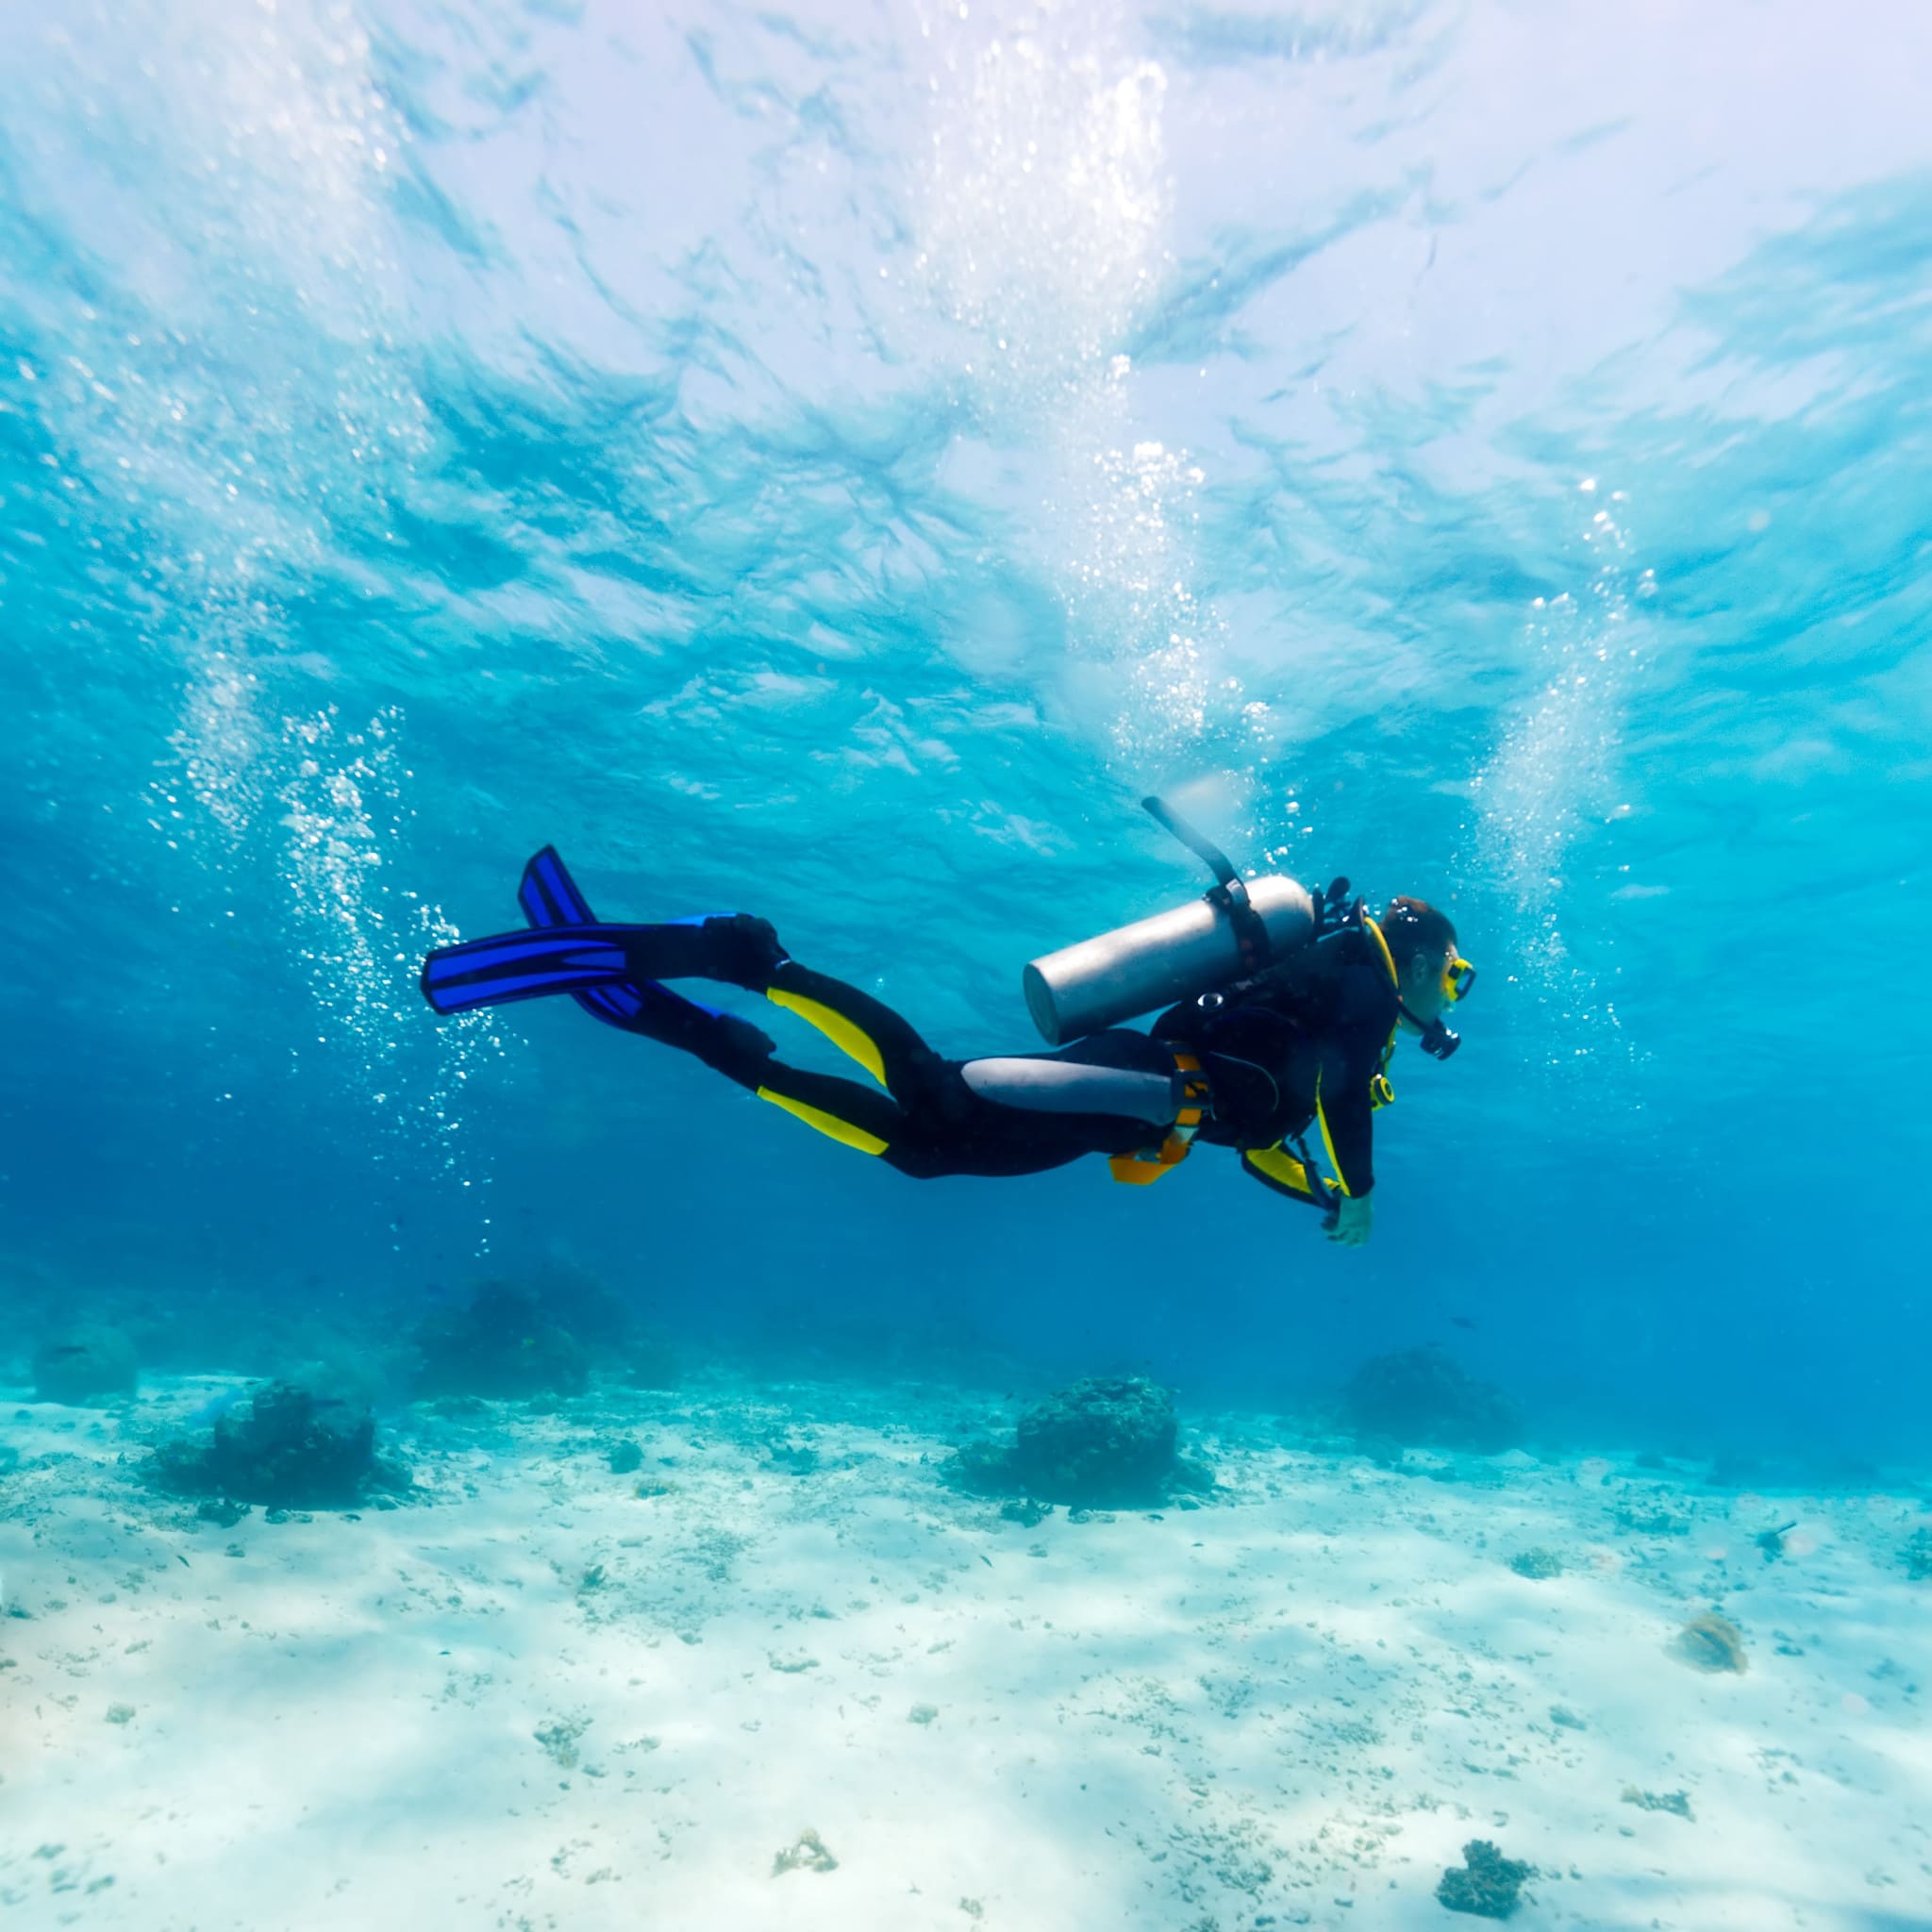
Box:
4, 0, 1930, 1465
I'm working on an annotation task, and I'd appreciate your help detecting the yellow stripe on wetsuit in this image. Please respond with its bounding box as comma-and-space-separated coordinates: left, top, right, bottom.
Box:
754, 1086, 889, 1156
1313, 1070, 1353, 1196
753, 985, 892, 1154
766, 987, 887, 1085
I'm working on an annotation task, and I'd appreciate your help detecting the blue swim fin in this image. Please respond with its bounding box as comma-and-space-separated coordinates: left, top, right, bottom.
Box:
420, 924, 638, 1016
519, 845, 663, 1031
515, 844, 755, 1046
417, 846, 775, 1071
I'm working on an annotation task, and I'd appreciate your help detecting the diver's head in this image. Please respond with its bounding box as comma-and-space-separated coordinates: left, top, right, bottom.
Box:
1381, 897, 1472, 1058
1381, 897, 1457, 1016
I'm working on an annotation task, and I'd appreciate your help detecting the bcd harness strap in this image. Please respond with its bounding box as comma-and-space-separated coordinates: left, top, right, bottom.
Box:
1108, 1051, 1212, 1185
1124, 909, 1405, 1199
1358, 912, 1401, 1112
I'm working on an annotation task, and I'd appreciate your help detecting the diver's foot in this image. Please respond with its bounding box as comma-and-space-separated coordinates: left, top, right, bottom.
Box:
701, 913, 789, 991
697, 1009, 777, 1080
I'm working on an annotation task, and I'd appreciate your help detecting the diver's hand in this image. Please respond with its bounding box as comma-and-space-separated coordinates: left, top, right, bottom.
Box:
1328, 1191, 1374, 1248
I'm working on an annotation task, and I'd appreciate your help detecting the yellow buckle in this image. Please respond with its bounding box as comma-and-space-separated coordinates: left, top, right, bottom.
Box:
1109, 1136, 1192, 1185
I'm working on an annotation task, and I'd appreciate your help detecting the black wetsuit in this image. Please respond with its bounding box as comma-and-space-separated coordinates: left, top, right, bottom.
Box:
690, 921, 1398, 1202
420, 866, 1399, 1206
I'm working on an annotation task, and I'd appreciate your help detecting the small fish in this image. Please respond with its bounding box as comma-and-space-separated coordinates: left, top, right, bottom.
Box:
1449, 1316, 1477, 1331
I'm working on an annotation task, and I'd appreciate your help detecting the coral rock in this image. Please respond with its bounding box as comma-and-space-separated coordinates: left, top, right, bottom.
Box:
411, 1281, 591, 1400
1012, 1376, 1179, 1507
1343, 1345, 1521, 1453
1436, 1839, 1535, 1919
151, 1382, 405, 1510
1673, 1610, 1748, 1674
772, 1827, 838, 1876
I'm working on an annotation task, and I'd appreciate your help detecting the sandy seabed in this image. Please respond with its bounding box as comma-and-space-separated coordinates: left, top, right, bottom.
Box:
3, 1375, 1929, 1932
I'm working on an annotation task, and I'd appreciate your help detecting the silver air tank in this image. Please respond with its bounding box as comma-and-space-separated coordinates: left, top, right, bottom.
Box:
1024, 872, 1314, 1045
1023, 796, 1323, 1045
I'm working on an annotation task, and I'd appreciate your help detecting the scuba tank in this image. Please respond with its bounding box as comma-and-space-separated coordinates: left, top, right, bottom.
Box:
1024, 797, 1316, 1045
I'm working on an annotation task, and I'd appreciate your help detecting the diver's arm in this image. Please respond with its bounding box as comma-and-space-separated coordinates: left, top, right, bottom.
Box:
1312, 1066, 1374, 1201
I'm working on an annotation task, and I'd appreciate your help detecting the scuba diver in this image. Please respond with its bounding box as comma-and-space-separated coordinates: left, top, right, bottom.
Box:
418, 799, 1474, 1249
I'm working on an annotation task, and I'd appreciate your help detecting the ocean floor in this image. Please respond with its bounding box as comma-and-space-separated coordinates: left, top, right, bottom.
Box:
4, 1375, 1929, 1932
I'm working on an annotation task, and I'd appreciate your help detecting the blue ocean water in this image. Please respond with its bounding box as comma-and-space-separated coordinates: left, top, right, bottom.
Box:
3, 0, 1929, 1477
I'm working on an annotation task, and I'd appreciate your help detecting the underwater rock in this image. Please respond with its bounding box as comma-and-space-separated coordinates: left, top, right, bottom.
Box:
1507, 1547, 1564, 1581
771, 1827, 838, 1876
32, 1324, 138, 1405
607, 1439, 644, 1474
949, 1378, 1213, 1507
1012, 1375, 1177, 1507
150, 1381, 408, 1510
1436, 1840, 1535, 1919
522, 1261, 634, 1345
1902, 1527, 1932, 1582
1673, 1610, 1748, 1674
1622, 1786, 1694, 1819
1614, 1499, 1691, 1537
1342, 1346, 1521, 1454
411, 1280, 591, 1401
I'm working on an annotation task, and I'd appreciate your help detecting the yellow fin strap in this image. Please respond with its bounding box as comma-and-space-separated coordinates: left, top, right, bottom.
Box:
756, 1088, 889, 1156
766, 988, 887, 1086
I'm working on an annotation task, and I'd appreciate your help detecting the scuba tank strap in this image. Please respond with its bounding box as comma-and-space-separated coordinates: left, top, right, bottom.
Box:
1142, 796, 1274, 978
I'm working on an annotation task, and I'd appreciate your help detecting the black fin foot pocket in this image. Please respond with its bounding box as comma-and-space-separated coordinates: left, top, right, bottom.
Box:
704, 913, 789, 990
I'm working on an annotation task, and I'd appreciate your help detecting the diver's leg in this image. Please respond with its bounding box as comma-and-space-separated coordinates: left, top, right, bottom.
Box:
713, 1052, 910, 1159
759, 960, 944, 1102
589, 979, 777, 1074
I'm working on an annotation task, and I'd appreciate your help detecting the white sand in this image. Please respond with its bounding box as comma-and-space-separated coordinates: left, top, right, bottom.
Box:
4, 1377, 1930, 1931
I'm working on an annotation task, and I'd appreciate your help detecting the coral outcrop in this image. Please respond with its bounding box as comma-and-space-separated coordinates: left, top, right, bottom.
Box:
1436, 1840, 1534, 1918
951, 1376, 1211, 1507
411, 1281, 591, 1400
150, 1382, 408, 1509
1343, 1346, 1521, 1453
1507, 1547, 1563, 1580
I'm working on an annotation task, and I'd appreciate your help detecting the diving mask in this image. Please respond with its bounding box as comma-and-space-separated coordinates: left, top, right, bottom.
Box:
1407, 955, 1474, 1059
